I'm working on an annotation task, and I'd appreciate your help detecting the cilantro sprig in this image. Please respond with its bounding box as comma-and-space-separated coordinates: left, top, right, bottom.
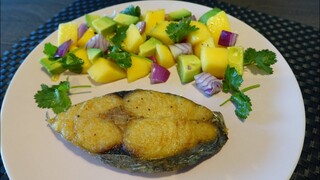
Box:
120, 5, 141, 17
222, 66, 256, 120
43, 43, 58, 59
111, 26, 128, 47
58, 53, 84, 74
107, 46, 132, 69
166, 18, 199, 43
244, 48, 277, 74
34, 80, 90, 114
43, 43, 83, 74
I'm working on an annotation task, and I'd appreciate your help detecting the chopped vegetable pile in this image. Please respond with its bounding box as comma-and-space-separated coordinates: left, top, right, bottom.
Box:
34, 5, 277, 120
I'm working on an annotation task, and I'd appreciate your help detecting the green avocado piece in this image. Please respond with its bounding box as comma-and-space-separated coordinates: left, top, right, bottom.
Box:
87, 48, 103, 63
113, 13, 140, 26
177, 55, 202, 83
92, 16, 117, 36
168, 8, 192, 21
39, 57, 66, 75
198, 8, 222, 24
85, 14, 100, 29
138, 37, 163, 57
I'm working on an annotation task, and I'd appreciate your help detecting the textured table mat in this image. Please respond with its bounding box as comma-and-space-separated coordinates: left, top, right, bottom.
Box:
1, 0, 319, 179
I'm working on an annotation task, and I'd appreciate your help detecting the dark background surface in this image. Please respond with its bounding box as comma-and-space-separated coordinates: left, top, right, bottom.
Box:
1, 0, 319, 54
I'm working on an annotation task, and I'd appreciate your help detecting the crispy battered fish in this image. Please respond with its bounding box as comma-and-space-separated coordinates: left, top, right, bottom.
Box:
47, 89, 228, 173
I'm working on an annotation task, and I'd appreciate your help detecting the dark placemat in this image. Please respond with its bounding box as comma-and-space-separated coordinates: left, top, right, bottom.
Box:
1, 0, 319, 179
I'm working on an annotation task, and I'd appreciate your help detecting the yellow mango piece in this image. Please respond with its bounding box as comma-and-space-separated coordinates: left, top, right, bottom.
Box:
58, 22, 78, 46
155, 44, 175, 68
73, 47, 92, 74
69, 44, 79, 52
88, 57, 126, 83
193, 36, 215, 58
228, 46, 244, 75
127, 55, 153, 83
123, 24, 145, 54
148, 21, 174, 45
144, 9, 166, 35
77, 28, 95, 47
200, 47, 228, 79
206, 11, 230, 47
186, 21, 212, 46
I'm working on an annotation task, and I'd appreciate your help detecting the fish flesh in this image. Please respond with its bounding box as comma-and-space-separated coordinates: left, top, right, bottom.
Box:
47, 89, 228, 173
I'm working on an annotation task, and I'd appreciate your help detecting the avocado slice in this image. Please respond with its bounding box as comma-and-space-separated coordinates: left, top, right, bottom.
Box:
85, 14, 100, 29
87, 48, 103, 63
39, 57, 66, 75
138, 37, 163, 57
168, 8, 192, 21
198, 8, 221, 24
113, 13, 140, 26
177, 55, 201, 83
92, 16, 117, 36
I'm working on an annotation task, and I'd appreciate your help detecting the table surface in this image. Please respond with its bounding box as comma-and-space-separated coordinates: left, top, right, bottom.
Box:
1, 0, 319, 54
1, 0, 319, 180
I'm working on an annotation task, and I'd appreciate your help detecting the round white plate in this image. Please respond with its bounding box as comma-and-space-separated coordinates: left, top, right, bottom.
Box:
1, 1, 305, 180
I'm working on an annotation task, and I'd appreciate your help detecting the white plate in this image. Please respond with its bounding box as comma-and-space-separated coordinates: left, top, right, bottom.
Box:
1, 1, 305, 180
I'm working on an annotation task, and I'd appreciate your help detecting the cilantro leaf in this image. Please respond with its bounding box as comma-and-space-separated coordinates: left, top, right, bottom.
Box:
34, 81, 71, 114
244, 48, 277, 74
222, 66, 243, 93
120, 5, 141, 17
43, 43, 58, 59
231, 91, 252, 120
58, 53, 84, 74
111, 26, 128, 47
166, 18, 199, 43
107, 46, 132, 68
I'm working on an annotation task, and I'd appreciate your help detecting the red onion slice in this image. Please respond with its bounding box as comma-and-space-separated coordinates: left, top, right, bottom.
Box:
54, 39, 73, 58
85, 34, 109, 53
218, 30, 238, 47
194, 72, 222, 96
150, 63, 170, 84
78, 23, 88, 39
148, 55, 157, 63
169, 43, 193, 59
135, 21, 146, 34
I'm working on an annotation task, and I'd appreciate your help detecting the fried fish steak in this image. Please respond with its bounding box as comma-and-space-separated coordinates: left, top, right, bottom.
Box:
47, 89, 228, 173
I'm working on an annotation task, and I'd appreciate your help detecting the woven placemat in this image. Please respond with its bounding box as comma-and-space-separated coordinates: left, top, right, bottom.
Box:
1, 0, 319, 179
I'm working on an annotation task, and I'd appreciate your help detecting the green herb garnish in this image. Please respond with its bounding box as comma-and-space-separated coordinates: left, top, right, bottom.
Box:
244, 48, 277, 74
43, 43, 58, 59
222, 66, 255, 120
120, 5, 141, 17
111, 26, 128, 47
166, 18, 199, 43
58, 53, 84, 74
34, 80, 90, 114
107, 46, 132, 68
220, 84, 260, 106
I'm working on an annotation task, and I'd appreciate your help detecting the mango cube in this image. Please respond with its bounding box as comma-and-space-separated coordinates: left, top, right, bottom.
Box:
127, 55, 153, 83
186, 21, 212, 46
155, 44, 175, 68
88, 58, 126, 83
77, 28, 95, 47
148, 21, 174, 45
144, 9, 166, 35
58, 22, 78, 46
200, 47, 228, 79
73, 47, 92, 74
123, 24, 145, 54
193, 36, 215, 58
